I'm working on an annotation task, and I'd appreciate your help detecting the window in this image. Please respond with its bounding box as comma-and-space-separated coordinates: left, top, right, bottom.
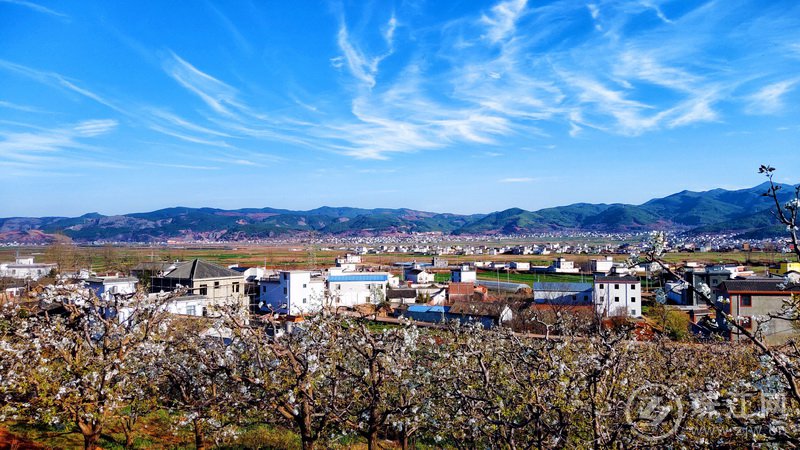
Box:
614, 284, 620, 289
199, 284, 207, 295
615, 297, 620, 302
741, 295, 752, 307
233, 282, 240, 293
599, 284, 604, 289
631, 297, 636, 303
303, 283, 307, 288
572, 295, 577, 302
631, 285, 636, 290
283, 273, 288, 280
283, 287, 287, 295
214, 281, 220, 289
186, 305, 196, 316
583, 295, 589, 302
303, 298, 307, 304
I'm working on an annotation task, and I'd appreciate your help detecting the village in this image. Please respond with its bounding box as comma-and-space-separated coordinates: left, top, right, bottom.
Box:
3, 240, 799, 345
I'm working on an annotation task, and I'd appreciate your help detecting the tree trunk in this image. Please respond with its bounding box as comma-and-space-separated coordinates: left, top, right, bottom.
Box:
125, 429, 134, 449
301, 436, 315, 450
77, 421, 102, 450
193, 418, 207, 450
367, 428, 379, 450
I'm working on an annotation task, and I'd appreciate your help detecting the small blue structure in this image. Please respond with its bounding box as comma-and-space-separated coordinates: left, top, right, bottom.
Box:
402, 304, 449, 323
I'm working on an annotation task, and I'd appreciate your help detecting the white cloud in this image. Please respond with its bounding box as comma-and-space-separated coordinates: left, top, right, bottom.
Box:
0, 0, 67, 18
163, 52, 242, 116
746, 79, 798, 114
480, 0, 527, 43
0, 119, 117, 169
499, 177, 534, 183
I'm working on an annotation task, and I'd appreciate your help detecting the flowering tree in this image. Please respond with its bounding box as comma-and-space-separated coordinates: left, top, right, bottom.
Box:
229, 313, 345, 450
155, 317, 240, 450
0, 283, 174, 450
333, 319, 433, 450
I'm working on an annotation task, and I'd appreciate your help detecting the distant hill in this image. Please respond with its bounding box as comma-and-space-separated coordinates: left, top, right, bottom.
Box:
0, 182, 796, 242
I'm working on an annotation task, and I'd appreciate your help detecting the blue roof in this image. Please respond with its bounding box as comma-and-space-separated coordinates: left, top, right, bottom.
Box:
533, 282, 593, 292
328, 274, 389, 282
407, 305, 448, 313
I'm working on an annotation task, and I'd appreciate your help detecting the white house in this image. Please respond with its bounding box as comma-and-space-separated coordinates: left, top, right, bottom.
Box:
451, 265, 477, 283
510, 261, 530, 271
591, 256, 615, 275
548, 257, 580, 274
405, 268, 435, 284
164, 294, 215, 317
86, 276, 138, 300
260, 271, 326, 315
594, 276, 641, 318
0, 257, 57, 280
328, 272, 392, 308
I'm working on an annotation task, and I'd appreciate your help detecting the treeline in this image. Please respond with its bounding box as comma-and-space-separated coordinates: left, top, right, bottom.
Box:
1, 284, 798, 450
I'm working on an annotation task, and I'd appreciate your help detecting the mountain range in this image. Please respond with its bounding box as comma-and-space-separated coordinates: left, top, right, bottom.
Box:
0, 182, 795, 243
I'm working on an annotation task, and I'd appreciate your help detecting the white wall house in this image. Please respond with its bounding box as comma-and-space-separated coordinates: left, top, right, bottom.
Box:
405, 268, 435, 284
510, 261, 530, 271
260, 271, 326, 315
594, 276, 641, 318
591, 257, 615, 275
451, 266, 477, 283
548, 257, 580, 273
87, 276, 138, 300
328, 272, 391, 308
0, 257, 57, 280
165, 294, 215, 317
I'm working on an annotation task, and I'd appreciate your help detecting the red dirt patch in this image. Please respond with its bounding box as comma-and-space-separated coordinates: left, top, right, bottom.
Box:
0, 427, 45, 450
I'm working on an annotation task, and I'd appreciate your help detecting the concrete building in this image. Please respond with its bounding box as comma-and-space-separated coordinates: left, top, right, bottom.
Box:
594, 276, 641, 318
405, 268, 435, 284
0, 257, 57, 280
547, 257, 580, 274
510, 261, 531, 271
328, 272, 392, 308
718, 279, 800, 346
533, 282, 593, 305
86, 276, 138, 300
150, 259, 247, 311
260, 271, 326, 315
451, 265, 477, 283
591, 256, 615, 275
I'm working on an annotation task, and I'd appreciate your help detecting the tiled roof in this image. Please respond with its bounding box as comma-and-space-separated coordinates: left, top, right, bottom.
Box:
721, 279, 800, 293
163, 259, 243, 280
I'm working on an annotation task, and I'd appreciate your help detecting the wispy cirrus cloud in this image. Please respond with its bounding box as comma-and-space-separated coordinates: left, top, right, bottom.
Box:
0, 0, 67, 18
0, 59, 124, 113
746, 79, 798, 114
0, 119, 117, 172
480, 0, 527, 43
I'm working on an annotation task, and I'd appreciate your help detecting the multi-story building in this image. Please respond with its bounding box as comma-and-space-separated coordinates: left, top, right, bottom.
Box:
150, 259, 247, 311
594, 276, 641, 318
328, 272, 393, 308
718, 279, 800, 346
259, 271, 326, 315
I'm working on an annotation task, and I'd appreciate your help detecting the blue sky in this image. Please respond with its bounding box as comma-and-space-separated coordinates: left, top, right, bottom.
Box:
1, 0, 799, 217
